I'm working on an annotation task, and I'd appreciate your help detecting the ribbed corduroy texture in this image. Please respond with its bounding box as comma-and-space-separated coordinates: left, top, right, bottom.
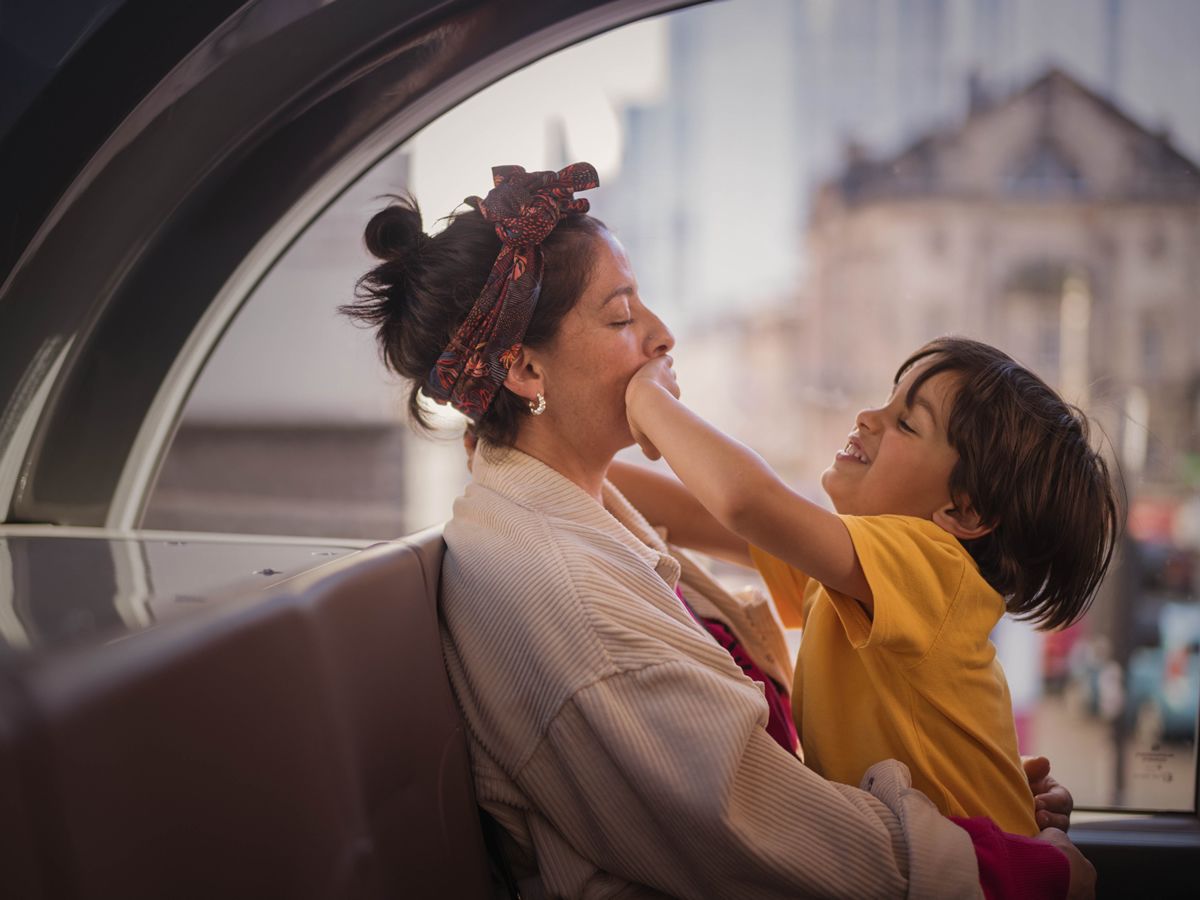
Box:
440, 443, 984, 899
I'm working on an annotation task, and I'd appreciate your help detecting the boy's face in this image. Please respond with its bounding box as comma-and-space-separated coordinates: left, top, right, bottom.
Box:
821, 361, 961, 520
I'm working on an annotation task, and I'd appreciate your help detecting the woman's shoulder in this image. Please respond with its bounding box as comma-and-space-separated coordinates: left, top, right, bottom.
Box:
446, 451, 673, 583
444, 479, 624, 571
444, 479, 553, 553
444, 504, 670, 623
444, 482, 709, 658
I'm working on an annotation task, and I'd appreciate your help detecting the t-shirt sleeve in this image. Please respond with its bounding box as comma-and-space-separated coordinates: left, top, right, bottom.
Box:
749, 543, 810, 629
829, 515, 968, 661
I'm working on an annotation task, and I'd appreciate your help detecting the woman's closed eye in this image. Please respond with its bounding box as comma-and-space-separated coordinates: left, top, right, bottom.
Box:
608, 316, 634, 328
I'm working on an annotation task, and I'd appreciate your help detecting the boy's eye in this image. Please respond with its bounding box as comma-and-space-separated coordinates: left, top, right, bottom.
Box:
898, 417, 917, 434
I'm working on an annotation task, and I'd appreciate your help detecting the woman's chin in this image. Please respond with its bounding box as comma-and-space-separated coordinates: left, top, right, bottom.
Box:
613, 418, 636, 449
570, 420, 633, 463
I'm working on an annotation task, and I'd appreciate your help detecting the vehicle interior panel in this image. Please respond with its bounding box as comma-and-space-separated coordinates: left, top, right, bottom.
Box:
0, 529, 493, 899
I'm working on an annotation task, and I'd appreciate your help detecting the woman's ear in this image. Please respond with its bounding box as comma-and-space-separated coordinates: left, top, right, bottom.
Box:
932, 496, 993, 541
501, 346, 544, 403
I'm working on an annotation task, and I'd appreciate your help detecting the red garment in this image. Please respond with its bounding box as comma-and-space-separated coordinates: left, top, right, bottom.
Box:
952, 816, 1070, 900
675, 587, 799, 754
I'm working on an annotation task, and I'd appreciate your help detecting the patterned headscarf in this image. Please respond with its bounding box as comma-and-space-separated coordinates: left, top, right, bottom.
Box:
424, 163, 599, 419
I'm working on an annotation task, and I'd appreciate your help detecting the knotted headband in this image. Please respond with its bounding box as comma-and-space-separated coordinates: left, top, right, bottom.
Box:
424, 162, 599, 419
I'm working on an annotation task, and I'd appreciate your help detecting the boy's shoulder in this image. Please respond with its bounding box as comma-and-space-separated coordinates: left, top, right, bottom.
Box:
844, 514, 1004, 617
839, 514, 983, 600
840, 513, 966, 553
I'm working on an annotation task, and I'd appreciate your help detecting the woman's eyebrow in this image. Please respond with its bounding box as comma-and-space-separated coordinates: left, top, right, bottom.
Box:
600, 286, 634, 307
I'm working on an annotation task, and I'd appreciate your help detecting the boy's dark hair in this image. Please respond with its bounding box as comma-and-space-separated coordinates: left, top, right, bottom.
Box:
341, 195, 605, 448
897, 337, 1122, 630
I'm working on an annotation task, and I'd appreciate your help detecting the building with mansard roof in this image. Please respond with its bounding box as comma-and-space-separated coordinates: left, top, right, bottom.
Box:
789, 67, 1200, 489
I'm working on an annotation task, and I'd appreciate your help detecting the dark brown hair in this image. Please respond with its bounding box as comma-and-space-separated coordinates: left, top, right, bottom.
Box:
897, 336, 1121, 630
341, 194, 605, 448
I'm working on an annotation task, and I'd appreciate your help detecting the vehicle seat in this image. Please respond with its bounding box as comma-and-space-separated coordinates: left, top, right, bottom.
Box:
0, 527, 493, 899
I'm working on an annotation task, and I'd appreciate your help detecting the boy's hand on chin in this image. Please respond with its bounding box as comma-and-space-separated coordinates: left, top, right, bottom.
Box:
629, 355, 679, 399
625, 356, 680, 461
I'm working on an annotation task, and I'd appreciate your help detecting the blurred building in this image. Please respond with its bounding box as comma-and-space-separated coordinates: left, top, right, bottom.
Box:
668, 308, 812, 488
784, 68, 1200, 490
604, 0, 1200, 331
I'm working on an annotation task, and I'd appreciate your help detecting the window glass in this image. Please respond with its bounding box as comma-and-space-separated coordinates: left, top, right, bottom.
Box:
145, 0, 1200, 812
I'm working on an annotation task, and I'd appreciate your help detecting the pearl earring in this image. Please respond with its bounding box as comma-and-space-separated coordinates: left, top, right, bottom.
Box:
528, 392, 546, 416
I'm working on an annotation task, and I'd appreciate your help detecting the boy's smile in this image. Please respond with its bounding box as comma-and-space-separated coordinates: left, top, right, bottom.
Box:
837, 433, 871, 464
822, 362, 962, 521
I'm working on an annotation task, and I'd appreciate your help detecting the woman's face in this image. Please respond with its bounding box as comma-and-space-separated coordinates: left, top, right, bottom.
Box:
531, 229, 674, 461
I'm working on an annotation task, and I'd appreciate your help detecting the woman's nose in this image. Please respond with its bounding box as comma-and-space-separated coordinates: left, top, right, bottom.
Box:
645, 308, 675, 356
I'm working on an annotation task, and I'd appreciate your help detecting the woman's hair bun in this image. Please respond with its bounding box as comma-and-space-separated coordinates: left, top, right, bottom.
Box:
363, 195, 425, 262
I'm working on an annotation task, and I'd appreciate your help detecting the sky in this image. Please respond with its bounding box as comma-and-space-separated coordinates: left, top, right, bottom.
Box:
401, 0, 1200, 221
407, 18, 667, 230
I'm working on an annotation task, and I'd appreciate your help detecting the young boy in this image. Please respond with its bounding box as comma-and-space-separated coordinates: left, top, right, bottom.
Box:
617, 337, 1119, 836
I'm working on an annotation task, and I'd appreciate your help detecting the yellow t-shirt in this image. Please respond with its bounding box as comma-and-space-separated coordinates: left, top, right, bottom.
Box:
752, 514, 1039, 836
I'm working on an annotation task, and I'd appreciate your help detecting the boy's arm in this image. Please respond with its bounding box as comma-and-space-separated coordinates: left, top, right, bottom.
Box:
606, 460, 754, 568
625, 358, 873, 608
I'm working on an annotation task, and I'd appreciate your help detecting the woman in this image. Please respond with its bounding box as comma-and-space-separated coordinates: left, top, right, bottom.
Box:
345, 163, 1090, 899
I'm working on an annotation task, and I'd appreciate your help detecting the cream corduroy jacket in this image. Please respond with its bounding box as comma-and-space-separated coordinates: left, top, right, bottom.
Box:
440, 444, 982, 899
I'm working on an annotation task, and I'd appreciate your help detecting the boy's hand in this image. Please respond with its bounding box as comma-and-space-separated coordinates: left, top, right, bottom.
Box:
629, 354, 680, 398
625, 355, 680, 461
1023, 755, 1073, 832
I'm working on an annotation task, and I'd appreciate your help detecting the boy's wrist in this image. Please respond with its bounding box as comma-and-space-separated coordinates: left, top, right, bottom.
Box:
626, 377, 669, 416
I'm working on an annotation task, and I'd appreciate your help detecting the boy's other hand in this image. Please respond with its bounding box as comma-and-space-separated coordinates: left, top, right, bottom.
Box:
625, 356, 680, 461
1023, 755, 1073, 832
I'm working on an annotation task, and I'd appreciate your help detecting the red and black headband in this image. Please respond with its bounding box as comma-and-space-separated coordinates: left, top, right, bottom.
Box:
424, 162, 599, 419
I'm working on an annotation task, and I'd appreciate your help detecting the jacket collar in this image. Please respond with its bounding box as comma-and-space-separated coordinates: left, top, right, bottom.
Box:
471, 442, 681, 587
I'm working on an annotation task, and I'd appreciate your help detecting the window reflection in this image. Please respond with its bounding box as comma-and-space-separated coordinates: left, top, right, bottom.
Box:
146, 0, 1199, 812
